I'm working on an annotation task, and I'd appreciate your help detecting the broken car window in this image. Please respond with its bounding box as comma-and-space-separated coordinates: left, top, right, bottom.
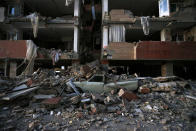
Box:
89, 76, 103, 82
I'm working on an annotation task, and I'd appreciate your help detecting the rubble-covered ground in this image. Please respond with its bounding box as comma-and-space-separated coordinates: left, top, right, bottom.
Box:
0, 61, 196, 131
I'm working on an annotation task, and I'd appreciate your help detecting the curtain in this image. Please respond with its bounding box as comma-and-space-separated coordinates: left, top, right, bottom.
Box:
109, 25, 125, 42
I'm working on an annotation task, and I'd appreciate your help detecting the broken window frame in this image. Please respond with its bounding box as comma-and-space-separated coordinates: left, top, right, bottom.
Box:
7, 4, 21, 17
7, 32, 18, 40
159, 0, 170, 17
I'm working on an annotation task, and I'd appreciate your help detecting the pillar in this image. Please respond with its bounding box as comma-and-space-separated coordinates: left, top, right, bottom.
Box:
9, 62, 17, 78
102, 26, 109, 48
74, 0, 80, 17
102, 0, 108, 20
161, 28, 172, 41
74, 26, 79, 53
4, 59, 8, 77
73, 0, 80, 53
102, 0, 109, 58
161, 28, 173, 76
161, 63, 173, 77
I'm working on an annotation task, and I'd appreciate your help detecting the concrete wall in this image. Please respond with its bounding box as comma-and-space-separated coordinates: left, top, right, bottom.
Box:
0, 40, 27, 59
106, 41, 196, 60
184, 26, 196, 42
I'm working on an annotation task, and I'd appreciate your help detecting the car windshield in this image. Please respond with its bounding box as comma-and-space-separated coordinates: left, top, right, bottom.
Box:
89, 76, 103, 82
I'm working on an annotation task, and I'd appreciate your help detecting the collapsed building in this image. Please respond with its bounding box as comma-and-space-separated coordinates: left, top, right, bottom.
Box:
0, 0, 196, 77
101, 0, 196, 77
0, 0, 81, 77
0, 0, 196, 130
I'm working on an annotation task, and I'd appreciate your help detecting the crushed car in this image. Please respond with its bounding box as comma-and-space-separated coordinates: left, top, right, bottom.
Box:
70, 74, 138, 93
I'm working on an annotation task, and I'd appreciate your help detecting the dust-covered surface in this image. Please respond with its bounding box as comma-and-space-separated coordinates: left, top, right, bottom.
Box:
0, 61, 196, 131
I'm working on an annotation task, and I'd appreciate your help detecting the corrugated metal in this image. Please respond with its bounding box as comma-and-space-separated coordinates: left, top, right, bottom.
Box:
0, 40, 27, 59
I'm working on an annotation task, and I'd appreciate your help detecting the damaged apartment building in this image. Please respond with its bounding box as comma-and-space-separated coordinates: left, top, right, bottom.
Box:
0, 0, 196, 78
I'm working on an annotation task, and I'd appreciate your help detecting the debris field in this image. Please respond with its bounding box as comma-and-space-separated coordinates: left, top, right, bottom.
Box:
0, 61, 196, 131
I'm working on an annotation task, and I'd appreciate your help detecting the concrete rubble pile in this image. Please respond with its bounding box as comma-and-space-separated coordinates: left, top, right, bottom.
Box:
0, 61, 196, 130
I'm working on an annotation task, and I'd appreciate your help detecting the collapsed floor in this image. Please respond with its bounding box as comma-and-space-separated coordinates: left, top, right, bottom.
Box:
0, 61, 196, 131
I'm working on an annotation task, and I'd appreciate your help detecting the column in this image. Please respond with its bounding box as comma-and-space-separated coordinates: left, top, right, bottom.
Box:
74, 0, 80, 17
73, 0, 80, 53
9, 62, 17, 78
160, 28, 172, 41
102, 0, 108, 20
102, 26, 109, 48
4, 59, 8, 77
161, 63, 173, 77
161, 28, 173, 76
102, 0, 109, 58
74, 26, 79, 53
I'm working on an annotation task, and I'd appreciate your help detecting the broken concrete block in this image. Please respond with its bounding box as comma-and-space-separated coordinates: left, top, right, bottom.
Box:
91, 93, 105, 103
153, 76, 177, 82
144, 105, 152, 110
42, 97, 62, 108
90, 104, 106, 114
104, 95, 119, 105
118, 89, 125, 97
56, 111, 61, 116
152, 82, 177, 92
104, 96, 113, 105
107, 105, 120, 113
138, 86, 151, 94
90, 104, 97, 114
50, 111, 54, 116
110, 89, 118, 95
28, 121, 36, 130
118, 89, 139, 101
76, 112, 83, 118
70, 95, 81, 104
